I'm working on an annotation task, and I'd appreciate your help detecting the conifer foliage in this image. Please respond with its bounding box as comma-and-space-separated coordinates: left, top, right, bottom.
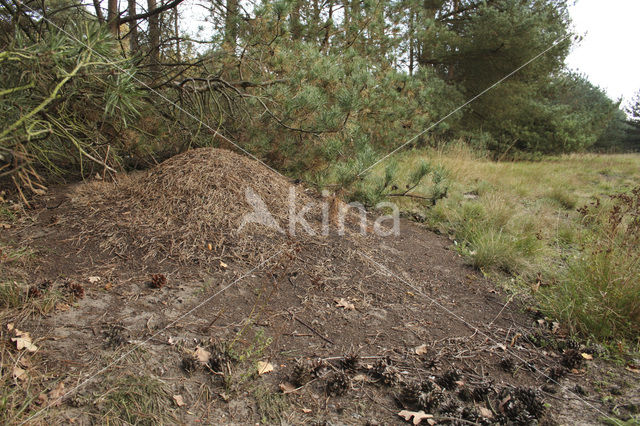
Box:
0, 0, 626, 193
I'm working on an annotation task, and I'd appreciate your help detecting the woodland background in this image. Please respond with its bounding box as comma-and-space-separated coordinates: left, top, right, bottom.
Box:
1, 0, 640, 194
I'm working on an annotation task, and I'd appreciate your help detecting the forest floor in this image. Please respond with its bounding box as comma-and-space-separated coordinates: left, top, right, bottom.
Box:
1, 148, 639, 425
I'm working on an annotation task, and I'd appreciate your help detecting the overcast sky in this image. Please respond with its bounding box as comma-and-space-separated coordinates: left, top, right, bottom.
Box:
566, 0, 640, 104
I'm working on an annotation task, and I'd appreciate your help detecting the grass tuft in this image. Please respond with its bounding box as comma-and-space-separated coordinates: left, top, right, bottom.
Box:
254, 385, 289, 424
0, 281, 26, 309
547, 187, 578, 210
97, 374, 173, 425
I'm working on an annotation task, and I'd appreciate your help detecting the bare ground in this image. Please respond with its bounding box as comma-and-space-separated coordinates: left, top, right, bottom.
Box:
1, 150, 638, 425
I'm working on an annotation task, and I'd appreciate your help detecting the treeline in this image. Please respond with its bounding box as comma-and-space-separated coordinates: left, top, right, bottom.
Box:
0, 0, 637, 195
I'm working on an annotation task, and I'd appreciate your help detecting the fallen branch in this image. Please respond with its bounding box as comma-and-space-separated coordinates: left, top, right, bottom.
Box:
287, 309, 334, 345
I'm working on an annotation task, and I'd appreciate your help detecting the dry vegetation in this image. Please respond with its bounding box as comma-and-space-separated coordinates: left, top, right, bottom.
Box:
1, 148, 639, 425
367, 144, 640, 349
69, 148, 314, 263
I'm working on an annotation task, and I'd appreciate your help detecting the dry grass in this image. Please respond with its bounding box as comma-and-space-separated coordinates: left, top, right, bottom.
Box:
69, 148, 316, 263
366, 144, 640, 346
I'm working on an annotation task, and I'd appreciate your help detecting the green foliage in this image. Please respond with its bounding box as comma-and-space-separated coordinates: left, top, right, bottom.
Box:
0, 25, 142, 186
0, 0, 622, 193
409, 161, 432, 187
240, 42, 462, 176
592, 109, 635, 153
477, 72, 620, 155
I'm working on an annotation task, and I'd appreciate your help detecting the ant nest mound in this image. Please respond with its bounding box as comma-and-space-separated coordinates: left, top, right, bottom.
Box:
70, 148, 318, 263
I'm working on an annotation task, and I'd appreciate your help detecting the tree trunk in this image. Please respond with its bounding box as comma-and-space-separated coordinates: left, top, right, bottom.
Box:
290, 0, 302, 40
128, 0, 138, 53
310, 0, 320, 42
93, 0, 104, 22
107, 0, 118, 35
409, 9, 414, 75
224, 0, 238, 53
321, 1, 334, 52
174, 7, 181, 62
147, 0, 160, 74
350, 0, 360, 50
343, 0, 350, 41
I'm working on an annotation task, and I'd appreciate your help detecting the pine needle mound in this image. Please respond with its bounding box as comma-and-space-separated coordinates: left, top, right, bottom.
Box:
70, 148, 315, 263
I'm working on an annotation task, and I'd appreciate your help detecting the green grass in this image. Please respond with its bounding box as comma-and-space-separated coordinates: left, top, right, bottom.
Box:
253, 384, 289, 423
546, 187, 578, 210
0, 281, 26, 309
602, 417, 640, 426
359, 144, 640, 348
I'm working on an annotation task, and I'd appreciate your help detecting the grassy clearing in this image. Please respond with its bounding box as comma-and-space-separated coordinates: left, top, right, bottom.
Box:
362, 144, 640, 349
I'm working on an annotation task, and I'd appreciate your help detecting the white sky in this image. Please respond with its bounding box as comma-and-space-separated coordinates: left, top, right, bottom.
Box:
566, 0, 640, 104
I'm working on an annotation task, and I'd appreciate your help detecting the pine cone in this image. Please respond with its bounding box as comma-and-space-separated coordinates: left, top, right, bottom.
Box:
150, 274, 167, 289
67, 281, 85, 298
326, 371, 350, 396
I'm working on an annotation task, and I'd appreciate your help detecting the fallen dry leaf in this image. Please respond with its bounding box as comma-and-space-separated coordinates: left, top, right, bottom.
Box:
499, 395, 511, 413
49, 382, 65, 405
257, 361, 274, 375
207, 243, 213, 251
12, 330, 38, 352
0, 223, 11, 229
219, 261, 228, 269
352, 374, 368, 382
279, 382, 296, 393
7, 323, 14, 331
37, 393, 49, 406
510, 333, 522, 347
581, 353, 593, 360
626, 365, 640, 374
13, 366, 27, 381
301, 408, 312, 414
415, 344, 428, 356
173, 394, 186, 407
194, 347, 211, 363
478, 406, 493, 419
104, 282, 113, 291
56, 302, 70, 312
398, 410, 433, 425
334, 298, 355, 310
88, 276, 101, 284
